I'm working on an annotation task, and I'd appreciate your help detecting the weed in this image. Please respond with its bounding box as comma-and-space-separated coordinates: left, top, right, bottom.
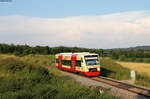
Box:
100, 58, 130, 80
0, 54, 119, 99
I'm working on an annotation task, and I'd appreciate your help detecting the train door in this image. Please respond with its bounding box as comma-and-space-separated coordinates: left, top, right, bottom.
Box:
71, 55, 77, 72
58, 55, 62, 69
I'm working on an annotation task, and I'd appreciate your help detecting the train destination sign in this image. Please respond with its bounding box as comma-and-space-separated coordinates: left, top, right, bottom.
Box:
84, 57, 98, 60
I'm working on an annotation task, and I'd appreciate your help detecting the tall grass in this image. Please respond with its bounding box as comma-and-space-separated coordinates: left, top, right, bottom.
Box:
100, 58, 130, 80
134, 72, 150, 87
118, 57, 150, 63
0, 54, 119, 99
21, 54, 55, 67
116, 61, 150, 77
101, 58, 150, 87
21, 54, 61, 76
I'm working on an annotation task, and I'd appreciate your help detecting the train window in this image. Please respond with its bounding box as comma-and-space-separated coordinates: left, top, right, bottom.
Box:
85, 59, 99, 66
62, 60, 71, 66
76, 60, 81, 67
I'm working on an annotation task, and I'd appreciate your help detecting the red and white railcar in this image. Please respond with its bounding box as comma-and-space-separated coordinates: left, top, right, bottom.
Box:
55, 52, 100, 76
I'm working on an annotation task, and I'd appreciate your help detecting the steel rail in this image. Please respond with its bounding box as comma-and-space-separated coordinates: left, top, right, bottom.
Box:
91, 77, 150, 98
61, 71, 150, 98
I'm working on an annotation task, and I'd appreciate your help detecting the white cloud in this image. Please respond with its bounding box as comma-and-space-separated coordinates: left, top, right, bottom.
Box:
0, 11, 150, 48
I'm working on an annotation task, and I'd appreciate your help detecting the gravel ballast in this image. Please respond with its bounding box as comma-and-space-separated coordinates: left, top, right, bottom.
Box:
61, 71, 149, 99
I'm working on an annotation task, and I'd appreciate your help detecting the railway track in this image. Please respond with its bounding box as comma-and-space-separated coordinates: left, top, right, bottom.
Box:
61, 71, 150, 98
90, 76, 150, 98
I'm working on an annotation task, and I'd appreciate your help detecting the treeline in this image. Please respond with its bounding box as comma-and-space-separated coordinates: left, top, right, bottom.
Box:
1, 43, 150, 62
0, 43, 104, 56
109, 50, 150, 63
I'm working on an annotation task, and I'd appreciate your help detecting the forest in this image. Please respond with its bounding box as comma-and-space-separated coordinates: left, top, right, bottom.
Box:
0, 43, 150, 63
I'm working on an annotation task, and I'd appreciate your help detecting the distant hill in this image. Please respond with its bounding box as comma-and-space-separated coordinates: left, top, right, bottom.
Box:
127, 46, 150, 50
111, 46, 150, 50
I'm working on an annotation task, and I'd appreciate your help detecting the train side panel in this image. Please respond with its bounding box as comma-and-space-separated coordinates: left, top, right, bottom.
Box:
55, 53, 100, 76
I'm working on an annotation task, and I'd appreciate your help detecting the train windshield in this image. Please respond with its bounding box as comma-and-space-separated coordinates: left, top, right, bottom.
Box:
85, 59, 99, 65
84, 55, 99, 66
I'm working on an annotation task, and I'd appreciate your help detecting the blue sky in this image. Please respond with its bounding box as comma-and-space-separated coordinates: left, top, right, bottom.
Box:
0, 0, 150, 18
0, 0, 150, 48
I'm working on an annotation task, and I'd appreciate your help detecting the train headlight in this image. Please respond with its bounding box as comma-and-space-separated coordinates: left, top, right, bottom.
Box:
97, 67, 100, 71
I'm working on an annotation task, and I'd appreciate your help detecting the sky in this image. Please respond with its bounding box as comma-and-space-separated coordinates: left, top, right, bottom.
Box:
0, 0, 150, 48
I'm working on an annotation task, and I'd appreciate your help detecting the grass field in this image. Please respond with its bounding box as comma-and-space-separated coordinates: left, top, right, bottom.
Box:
100, 58, 130, 80
0, 54, 16, 60
21, 54, 61, 76
100, 58, 150, 87
116, 61, 150, 77
116, 61, 150, 87
0, 54, 118, 99
0, 54, 149, 98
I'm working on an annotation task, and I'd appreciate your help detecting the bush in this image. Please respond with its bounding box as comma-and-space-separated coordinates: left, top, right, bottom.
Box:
135, 80, 150, 88
135, 58, 143, 62
32, 84, 58, 99
136, 73, 150, 81
0, 76, 31, 94
14, 90, 33, 99
143, 59, 150, 63
0, 57, 26, 73
28, 67, 52, 84
118, 55, 126, 61
0, 55, 118, 99
100, 58, 130, 80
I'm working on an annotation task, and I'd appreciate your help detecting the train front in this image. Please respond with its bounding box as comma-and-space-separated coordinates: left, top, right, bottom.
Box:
83, 54, 100, 76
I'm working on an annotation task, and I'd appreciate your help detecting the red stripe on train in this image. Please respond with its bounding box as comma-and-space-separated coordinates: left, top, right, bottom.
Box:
58, 55, 62, 68
56, 66, 100, 76
71, 54, 77, 72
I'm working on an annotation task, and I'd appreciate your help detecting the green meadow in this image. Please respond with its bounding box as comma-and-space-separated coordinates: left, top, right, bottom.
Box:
100, 57, 150, 87
0, 54, 118, 99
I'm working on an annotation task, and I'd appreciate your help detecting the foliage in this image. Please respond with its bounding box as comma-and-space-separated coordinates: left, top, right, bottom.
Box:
1, 43, 150, 63
21, 54, 55, 67
136, 72, 150, 87
0, 55, 118, 99
0, 43, 104, 56
101, 58, 150, 87
110, 50, 150, 63
0, 57, 26, 73
100, 58, 130, 80
135, 80, 150, 88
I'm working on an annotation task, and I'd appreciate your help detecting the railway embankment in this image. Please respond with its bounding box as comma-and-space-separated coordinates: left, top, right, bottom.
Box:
0, 54, 118, 99
101, 58, 150, 88
61, 71, 150, 99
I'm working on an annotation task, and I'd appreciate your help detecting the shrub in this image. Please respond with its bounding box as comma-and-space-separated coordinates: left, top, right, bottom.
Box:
32, 84, 58, 99
0, 55, 119, 99
143, 59, 150, 63
135, 80, 150, 88
135, 58, 143, 62
0, 57, 26, 73
136, 73, 150, 81
0, 76, 25, 93
15, 90, 33, 99
118, 55, 126, 61
100, 58, 130, 80
28, 67, 52, 84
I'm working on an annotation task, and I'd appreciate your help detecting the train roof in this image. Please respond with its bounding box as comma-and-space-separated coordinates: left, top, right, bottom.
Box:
56, 52, 98, 56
